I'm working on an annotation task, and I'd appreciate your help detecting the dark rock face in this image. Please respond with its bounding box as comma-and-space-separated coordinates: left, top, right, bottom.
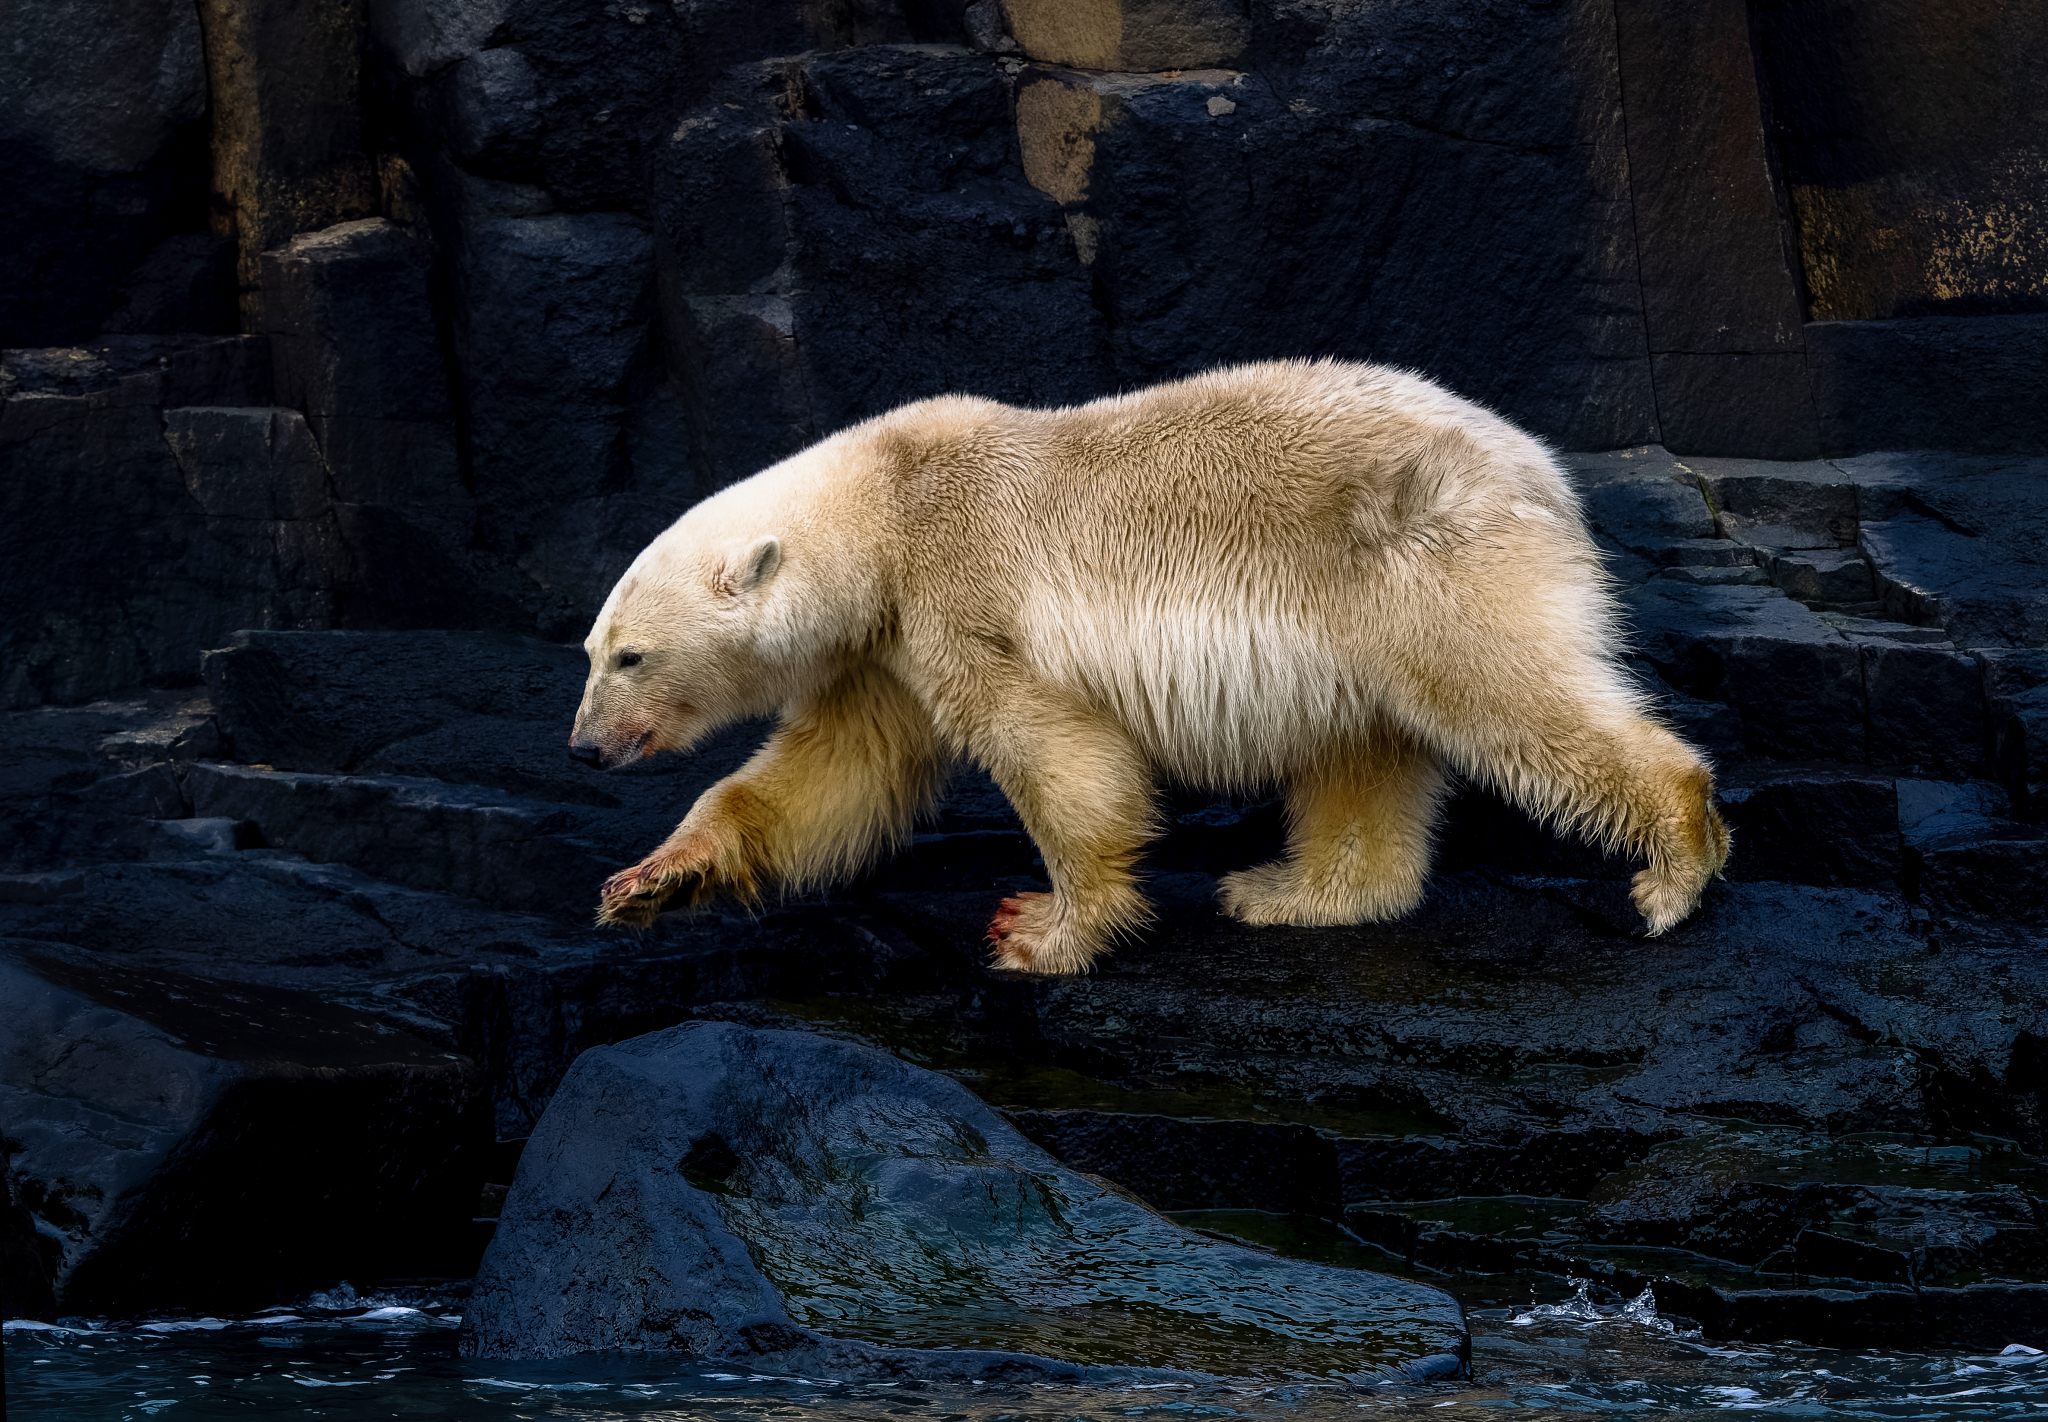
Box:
1001, 0, 1657, 451
195, 0, 381, 323
101, 233, 241, 338
9, 1, 2044, 706
658, 47, 1111, 491
1751, 0, 2048, 325
261, 219, 460, 515
0, 0, 213, 346
1613, 0, 1813, 459
0, 948, 492, 1317
0, 337, 314, 711
1806, 315, 2048, 457
1982, 648, 2048, 817
463, 1020, 1468, 1379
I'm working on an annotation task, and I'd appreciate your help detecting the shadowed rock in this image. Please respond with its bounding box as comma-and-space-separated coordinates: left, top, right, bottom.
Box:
0, 947, 491, 1316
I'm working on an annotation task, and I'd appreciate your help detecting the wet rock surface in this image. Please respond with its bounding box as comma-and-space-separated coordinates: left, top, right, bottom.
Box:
464, 1021, 1467, 1379
3, 448, 2045, 1358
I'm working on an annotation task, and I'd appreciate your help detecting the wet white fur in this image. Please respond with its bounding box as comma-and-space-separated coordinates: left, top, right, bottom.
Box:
574, 359, 1728, 972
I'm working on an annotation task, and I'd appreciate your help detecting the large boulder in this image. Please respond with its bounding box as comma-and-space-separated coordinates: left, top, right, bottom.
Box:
462, 1020, 1468, 1380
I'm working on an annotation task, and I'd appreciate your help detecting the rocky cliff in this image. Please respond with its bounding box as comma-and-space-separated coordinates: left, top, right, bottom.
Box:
4, 0, 2044, 705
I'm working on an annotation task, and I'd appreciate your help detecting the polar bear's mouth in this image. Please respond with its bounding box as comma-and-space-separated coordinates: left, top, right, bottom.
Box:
639, 705, 700, 758
571, 728, 654, 770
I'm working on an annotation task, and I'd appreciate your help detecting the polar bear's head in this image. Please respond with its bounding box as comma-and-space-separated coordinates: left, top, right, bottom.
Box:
568, 530, 784, 770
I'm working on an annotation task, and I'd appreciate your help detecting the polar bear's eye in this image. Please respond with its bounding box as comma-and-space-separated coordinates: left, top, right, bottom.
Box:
617, 652, 643, 669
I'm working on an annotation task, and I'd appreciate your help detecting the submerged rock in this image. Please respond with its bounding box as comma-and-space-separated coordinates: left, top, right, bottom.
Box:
462, 1021, 1467, 1381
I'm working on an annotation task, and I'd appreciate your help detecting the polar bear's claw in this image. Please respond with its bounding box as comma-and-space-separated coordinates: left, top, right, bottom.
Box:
596, 858, 700, 928
985, 892, 1051, 971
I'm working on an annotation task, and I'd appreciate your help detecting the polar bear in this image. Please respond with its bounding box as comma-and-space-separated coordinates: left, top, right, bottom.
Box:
569, 360, 1729, 973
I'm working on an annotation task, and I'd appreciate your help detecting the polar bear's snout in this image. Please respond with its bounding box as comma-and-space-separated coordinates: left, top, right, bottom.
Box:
566, 714, 632, 770
567, 715, 653, 770
568, 677, 655, 771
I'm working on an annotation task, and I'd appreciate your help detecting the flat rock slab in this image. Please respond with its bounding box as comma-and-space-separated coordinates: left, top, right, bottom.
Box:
1837, 452, 2048, 650
463, 1021, 1467, 1381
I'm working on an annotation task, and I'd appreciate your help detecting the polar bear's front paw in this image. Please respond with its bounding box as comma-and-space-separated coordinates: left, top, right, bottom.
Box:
986, 892, 1053, 970
596, 841, 712, 928
986, 892, 1102, 975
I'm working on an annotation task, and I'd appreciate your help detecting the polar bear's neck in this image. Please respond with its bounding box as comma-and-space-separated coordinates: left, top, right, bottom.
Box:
684, 439, 891, 674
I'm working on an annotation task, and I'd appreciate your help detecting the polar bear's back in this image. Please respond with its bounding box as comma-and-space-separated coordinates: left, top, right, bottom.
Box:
875, 360, 1611, 785
1035, 359, 1574, 549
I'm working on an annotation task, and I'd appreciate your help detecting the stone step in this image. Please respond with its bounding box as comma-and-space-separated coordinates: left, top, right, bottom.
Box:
183, 760, 615, 916
1714, 764, 1901, 887
1626, 579, 1986, 773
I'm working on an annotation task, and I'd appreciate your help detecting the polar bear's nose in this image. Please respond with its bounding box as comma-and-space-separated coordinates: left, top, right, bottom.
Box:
567, 741, 604, 768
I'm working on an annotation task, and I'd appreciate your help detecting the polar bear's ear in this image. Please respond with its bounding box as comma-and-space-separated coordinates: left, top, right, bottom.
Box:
718, 535, 782, 597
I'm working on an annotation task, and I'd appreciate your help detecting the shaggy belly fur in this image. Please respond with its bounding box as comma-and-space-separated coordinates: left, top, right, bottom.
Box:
1020, 585, 1382, 787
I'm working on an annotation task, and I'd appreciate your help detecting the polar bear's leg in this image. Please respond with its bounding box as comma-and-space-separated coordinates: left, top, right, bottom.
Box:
1217, 725, 1448, 926
1393, 658, 1729, 936
975, 701, 1154, 975
596, 665, 945, 926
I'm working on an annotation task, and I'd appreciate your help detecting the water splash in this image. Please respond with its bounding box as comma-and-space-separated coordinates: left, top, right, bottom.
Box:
13, 1302, 2048, 1418
1509, 1278, 1677, 1332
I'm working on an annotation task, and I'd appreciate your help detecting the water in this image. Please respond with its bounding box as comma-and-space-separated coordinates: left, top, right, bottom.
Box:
12, 1285, 2048, 1420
